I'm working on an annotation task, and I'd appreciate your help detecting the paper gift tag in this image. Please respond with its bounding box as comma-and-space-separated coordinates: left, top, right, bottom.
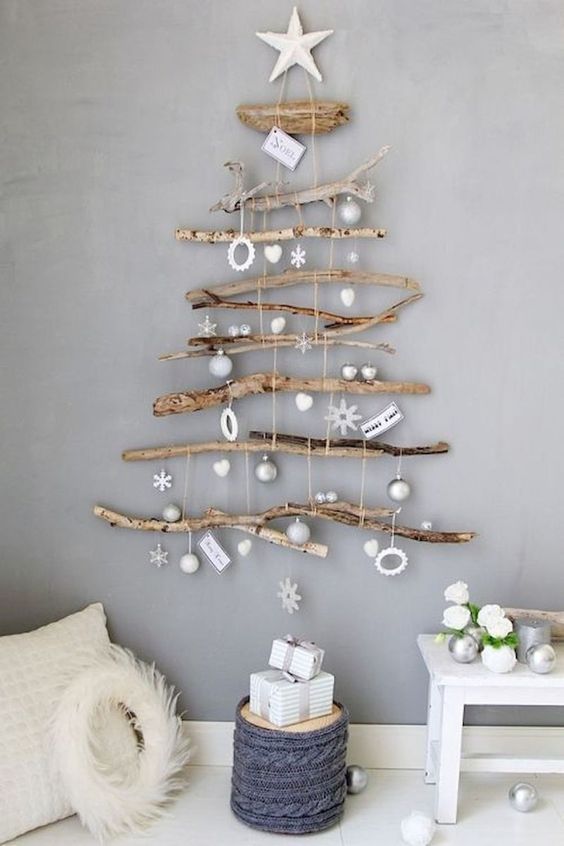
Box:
361, 402, 404, 440
262, 126, 306, 171
198, 531, 231, 574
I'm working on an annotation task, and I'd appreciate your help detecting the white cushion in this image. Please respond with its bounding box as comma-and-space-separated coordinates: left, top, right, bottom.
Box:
0, 604, 110, 844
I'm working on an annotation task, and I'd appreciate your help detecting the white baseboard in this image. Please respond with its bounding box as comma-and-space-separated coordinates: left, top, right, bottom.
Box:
186, 721, 564, 769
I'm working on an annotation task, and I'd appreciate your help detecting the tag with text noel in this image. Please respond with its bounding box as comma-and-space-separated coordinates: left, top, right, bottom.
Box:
262, 126, 306, 171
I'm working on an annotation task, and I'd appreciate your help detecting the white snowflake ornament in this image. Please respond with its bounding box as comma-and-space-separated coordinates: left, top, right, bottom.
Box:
149, 543, 168, 568
198, 314, 217, 337
277, 577, 302, 614
290, 244, 306, 268
294, 331, 313, 355
153, 468, 172, 492
325, 398, 363, 436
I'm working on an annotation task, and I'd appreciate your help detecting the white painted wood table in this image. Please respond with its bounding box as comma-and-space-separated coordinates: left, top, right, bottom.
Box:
418, 634, 564, 824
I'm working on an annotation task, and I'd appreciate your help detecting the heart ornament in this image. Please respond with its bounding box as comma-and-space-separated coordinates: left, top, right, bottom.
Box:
238, 539, 252, 557
340, 287, 356, 308
270, 316, 286, 335
363, 538, 380, 558
295, 392, 313, 412
213, 459, 231, 478
264, 244, 282, 264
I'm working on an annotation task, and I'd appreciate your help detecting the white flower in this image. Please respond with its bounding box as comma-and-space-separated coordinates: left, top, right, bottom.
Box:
477, 604, 505, 629
444, 581, 470, 605
485, 616, 513, 639
443, 605, 471, 631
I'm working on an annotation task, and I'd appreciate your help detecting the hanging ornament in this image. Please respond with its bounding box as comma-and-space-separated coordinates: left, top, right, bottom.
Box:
363, 538, 379, 558
149, 543, 168, 568
285, 517, 311, 545
340, 363, 358, 382
314, 491, 326, 504
421, 520, 433, 531
325, 490, 338, 503
213, 459, 231, 478
264, 244, 282, 264
360, 362, 378, 381
153, 468, 172, 492
179, 553, 200, 574
277, 577, 302, 614
346, 250, 360, 265
295, 392, 313, 412
220, 406, 238, 442
256, 7, 333, 83
227, 235, 255, 272
337, 195, 362, 226
325, 397, 363, 436
209, 349, 233, 379
197, 314, 217, 338
238, 539, 253, 557
290, 244, 306, 268
294, 331, 313, 354
270, 316, 286, 334
162, 503, 181, 523
228, 324, 240, 337
374, 511, 408, 576
387, 477, 411, 502
255, 454, 278, 483
340, 287, 356, 308
239, 324, 252, 336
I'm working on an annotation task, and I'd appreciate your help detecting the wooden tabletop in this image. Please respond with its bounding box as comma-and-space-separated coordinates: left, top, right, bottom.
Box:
240, 702, 343, 733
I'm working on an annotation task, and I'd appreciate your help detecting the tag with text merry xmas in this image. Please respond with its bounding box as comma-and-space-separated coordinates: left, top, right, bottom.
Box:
262, 126, 306, 171
361, 402, 404, 440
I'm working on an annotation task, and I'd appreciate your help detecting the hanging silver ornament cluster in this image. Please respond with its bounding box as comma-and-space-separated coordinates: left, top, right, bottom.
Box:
340, 362, 377, 382
255, 454, 278, 483
162, 503, 182, 523
209, 349, 233, 379
345, 764, 368, 794
337, 195, 362, 226
526, 643, 556, 674
508, 782, 538, 812
387, 476, 411, 502
314, 490, 338, 504
179, 552, 200, 574
285, 518, 311, 545
448, 634, 479, 664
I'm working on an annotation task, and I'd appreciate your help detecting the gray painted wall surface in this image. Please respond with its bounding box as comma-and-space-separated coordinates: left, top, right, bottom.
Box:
1, 0, 564, 724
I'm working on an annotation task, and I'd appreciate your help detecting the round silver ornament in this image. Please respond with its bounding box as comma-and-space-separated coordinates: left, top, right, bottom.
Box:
345, 764, 368, 795
209, 349, 233, 379
337, 196, 362, 226
179, 553, 200, 574
464, 624, 485, 651
526, 643, 556, 674
360, 362, 377, 381
325, 490, 338, 503
346, 250, 360, 265
162, 503, 181, 523
448, 634, 479, 664
286, 518, 311, 546
341, 363, 358, 381
314, 491, 326, 504
387, 476, 411, 502
255, 454, 278, 483
239, 324, 252, 336
509, 782, 538, 813
227, 325, 240, 337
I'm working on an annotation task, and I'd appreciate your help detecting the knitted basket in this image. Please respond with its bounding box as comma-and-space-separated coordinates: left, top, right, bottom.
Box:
231, 697, 349, 834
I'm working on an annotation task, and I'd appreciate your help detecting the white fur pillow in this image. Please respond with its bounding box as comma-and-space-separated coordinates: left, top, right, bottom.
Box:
0, 603, 110, 844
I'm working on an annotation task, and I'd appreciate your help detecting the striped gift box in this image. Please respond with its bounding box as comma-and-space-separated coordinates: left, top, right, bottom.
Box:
250, 669, 334, 727
268, 636, 324, 681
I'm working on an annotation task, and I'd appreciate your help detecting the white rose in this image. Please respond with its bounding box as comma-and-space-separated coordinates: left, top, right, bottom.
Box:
443, 605, 471, 631
477, 604, 505, 629
485, 616, 513, 639
444, 581, 470, 605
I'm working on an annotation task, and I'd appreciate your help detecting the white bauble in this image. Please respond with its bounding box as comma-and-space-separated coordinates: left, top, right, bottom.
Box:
421, 520, 433, 531
400, 811, 436, 846
363, 538, 379, 558
227, 325, 240, 337
340, 287, 356, 307
286, 518, 311, 545
482, 645, 517, 674
255, 455, 278, 483
213, 459, 231, 477
162, 503, 181, 523
237, 539, 252, 557
295, 392, 313, 412
387, 477, 411, 502
270, 316, 286, 334
179, 553, 200, 574
337, 196, 362, 226
209, 349, 233, 379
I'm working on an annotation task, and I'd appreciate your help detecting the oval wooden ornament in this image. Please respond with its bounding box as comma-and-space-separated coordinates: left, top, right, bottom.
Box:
236, 100, 350, 135
220, 407, 238, 442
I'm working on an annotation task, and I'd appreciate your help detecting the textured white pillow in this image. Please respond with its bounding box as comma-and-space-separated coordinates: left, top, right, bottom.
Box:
0, 603, 110, 844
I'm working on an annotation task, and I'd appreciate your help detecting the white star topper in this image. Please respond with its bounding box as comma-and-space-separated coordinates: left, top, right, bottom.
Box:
256, 7, 333, 83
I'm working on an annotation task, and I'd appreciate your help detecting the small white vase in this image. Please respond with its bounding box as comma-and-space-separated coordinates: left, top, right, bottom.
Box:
481, 644, 517, 674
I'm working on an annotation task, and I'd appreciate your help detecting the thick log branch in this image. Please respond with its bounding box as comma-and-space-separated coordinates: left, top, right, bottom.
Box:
160, 338, 395, 361
236, 100, 350, 135
506, 608, 564, 639
153, 372, 431, 417
210, 148, 390, 214
175, 226, 387, 243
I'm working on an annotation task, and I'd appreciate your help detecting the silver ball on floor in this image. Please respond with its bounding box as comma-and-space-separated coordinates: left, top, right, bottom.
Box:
346, 764, 368, 794
509, 782, 538, 812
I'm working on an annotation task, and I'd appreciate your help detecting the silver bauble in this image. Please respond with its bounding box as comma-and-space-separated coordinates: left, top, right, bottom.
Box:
255, 455, 278, 483
285, 518, 311, 545
239, 324, 252, 336
526, 643, 556, 674
346, 764, 368, 794
162, 503, 182, 523
346, 250, 360, 265
337, 196, 362, 226
360, 362, 378, 381
227, 325, 240, 337
179, 553, 200, 574
387, 477, 411, 502
448, 634, 479, 664
314, 491, 326, 504
464, 624, 486, 651
509, 782, 538, 812
341, 363, 358, 381
209, 349, 233, 379
325, 490, 338, 503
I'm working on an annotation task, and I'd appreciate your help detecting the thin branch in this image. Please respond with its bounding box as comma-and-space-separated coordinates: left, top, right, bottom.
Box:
160, 338, 395, 361
175, 226, 387, 243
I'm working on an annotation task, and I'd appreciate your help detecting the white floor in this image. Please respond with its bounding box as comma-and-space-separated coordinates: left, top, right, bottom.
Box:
10, 767, 564, 845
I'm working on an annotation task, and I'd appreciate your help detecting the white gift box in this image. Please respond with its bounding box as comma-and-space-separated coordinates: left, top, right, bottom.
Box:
250, 669, 334, 727
268, 636, 324, 681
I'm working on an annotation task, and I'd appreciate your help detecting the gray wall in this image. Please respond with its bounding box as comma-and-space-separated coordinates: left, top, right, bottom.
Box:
1, 0, 564, 724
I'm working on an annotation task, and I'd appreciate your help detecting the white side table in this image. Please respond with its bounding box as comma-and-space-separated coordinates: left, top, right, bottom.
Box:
418, 634, 564, 824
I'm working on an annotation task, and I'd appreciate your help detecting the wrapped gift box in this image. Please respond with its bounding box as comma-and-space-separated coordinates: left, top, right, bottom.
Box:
269, 636, 324, 681
250, 669, 334, 727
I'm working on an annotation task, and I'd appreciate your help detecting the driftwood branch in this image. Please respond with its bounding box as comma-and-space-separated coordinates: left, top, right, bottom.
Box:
210, 148, 390, 214
236, 100, 350, 135
175, 226, 387, 243
160, 338, 395, 361
153, 372, 431, 417
122, 434, 449, 463
506, 608, 564, 639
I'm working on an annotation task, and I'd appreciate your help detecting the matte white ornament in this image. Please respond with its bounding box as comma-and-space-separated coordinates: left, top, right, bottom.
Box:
270, 316, 286, 334
295, 391, 313, 411
360, 362, 378, 381
238, 539, 253, 557
387, 477, 411, 502
209, 349, 233, 379
481, 644, 517, 674
363, 538, 379, 558
285, 517, 311, 545
374, 546, 409, 577
255, 454, 278, 483
149, 543, 168, 568
290, 244, 306, 268
421, 520, 433, 531
220, 407, 238, 442
340, 363, 358, 381
179, 553, 200, 574
227, 235, 255, 272
239, 324, 252, 336
277, 577, 302, 614
264, 244, 282, 264
256, 7, 333, 83
400, 811, 436, 846
509, 782, 538, 813
153, 469, 172, 492
325, 397, 362, 436
340, 287, 355, 308
213, 459, 231, 478
337, 196, 362, 226
162, 503, 181, 523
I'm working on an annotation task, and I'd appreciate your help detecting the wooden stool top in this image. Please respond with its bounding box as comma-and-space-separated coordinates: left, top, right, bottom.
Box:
240, 702, 342, 733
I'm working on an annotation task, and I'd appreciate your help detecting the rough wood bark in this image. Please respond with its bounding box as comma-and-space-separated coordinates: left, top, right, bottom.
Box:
210, 148, 390, 214
505, 608, 564, 639
236, 100, 350, 134
160, 338, 395, 361
153, 372, 431, 417
122, 434, 449, 462
175, 226, 387, 243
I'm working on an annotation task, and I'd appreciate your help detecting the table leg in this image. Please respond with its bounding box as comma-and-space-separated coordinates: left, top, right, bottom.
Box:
424, 677, 442, 784
435, 687, 465, 824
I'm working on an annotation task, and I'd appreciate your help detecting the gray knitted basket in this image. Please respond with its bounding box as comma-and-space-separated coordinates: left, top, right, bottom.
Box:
231, 697, 349, 834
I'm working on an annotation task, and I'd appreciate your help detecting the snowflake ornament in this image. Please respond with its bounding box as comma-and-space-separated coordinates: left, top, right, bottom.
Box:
277, 577, 302, 614
198, 314, 217, 337
294, 331, 313, 355
153, 468, 172, 492
149, 543, 168, 568
325, 398, 363, 436
290, 244, 306, 268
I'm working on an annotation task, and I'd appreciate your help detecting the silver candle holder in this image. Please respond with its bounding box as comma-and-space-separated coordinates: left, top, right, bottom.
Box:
515, 617, 552, 663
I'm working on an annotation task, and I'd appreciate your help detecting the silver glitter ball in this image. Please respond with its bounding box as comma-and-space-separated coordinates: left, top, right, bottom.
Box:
464, 624, 486, 651
526, 643, 557, 674
314, 491, 327, 504
341, 363, 358, 381
360, 362, 378, 381
509, 782, 538, 812
255, 455, 278, 483
337, 196, 362, 226
285, 518, 311, 545
346, 764, 368, 795
239, 324, 252, 336
325, 491, 338, 503
448, 634, 479, 664
387, 477, 411, 502
227, 325, 240, 337
209, 349, 233, 379
346, 250, 360, 265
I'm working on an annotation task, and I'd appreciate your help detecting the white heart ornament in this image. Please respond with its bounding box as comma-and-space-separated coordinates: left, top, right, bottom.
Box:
213, 459, 230, 477
238, 539, 252, 557
340, 287, 356, 308
363, 538, 380, 558
264, 244, 282, 264
270, 316, 286, 335
295, 392, 313, 412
